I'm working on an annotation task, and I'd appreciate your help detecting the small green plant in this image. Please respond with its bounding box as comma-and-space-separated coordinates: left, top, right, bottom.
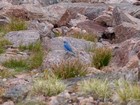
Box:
114, 80, 140, 104
92, 47, 112, 69
78, 79, 111, 100
0, 17, 27, 36
0, 38, 11, 54
51, 60, 88, 79
72, 33, 97, 42
28, 51, 44, 69
19, 41, 44, 69
19, 41, 42, 52
2, 59, 29, 72
32, 76, 66, 96
6, 17, 27, 32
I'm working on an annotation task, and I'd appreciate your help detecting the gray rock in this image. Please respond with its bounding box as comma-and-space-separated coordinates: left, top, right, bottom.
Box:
4, 30, 40, 47
114, 22, 140, 43
127, 100, 140, 105
77, 20, 107, 38
68, 13, 88, 27
112, 38, 140, 67
94, 14, 113, 27
43, 3, 107, 25
4, 84, 30, 102
44, 36, 101, 51
43, 50, 91, 69
42, 37, 103, 69
113, 2, 140, 14
0, 16, 10, 26
0, 48, 29, 63
2, 101, 14, 105
28, 20, 54, 38
133, 10, 140, 19
112, 7, 140, 26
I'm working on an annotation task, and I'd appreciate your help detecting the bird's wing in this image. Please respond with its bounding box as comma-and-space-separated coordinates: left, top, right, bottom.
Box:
64, 43, 73, 52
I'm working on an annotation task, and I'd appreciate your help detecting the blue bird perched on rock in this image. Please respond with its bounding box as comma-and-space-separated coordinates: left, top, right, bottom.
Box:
63, 41, 75, 56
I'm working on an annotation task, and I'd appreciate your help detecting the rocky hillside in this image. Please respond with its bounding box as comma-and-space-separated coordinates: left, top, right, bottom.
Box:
0, 0, 140, 105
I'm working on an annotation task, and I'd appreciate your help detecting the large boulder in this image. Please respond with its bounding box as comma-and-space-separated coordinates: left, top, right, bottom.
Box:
42, 37, 103, 69
112, 38, 140, 68
112, 7, 140, 26
94, 13, 113, 27
43, 3, 107, 25
3, 83, 30, 102
28, 20, 54, 38
112, 7, 140, 43
113, 22, 140, 43
4, 30, 40, 47
77, 20, 107, 37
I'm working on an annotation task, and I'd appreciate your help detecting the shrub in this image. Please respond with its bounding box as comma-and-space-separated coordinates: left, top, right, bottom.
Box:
92, 47, 112, 69
51, 60, 88, 79
2, 59, 29, 72
114, 80, 140, 104
78, 79, 111, 100
32, 76, 66, 96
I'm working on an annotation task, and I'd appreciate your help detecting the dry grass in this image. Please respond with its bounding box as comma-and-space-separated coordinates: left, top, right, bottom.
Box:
113, 80, 140, 104
78, 79, 111, 100
51, 60, 88, 79
92, 47, 112, 69
32, 76, 66, 96
72, 33, 97, 42
0, 69, 14, 78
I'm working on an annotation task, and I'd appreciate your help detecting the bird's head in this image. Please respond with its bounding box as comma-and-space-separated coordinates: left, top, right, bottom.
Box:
63, 40, 67, 43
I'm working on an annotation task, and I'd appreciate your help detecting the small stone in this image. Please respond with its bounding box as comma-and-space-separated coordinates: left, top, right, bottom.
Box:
2, 101, 14, 105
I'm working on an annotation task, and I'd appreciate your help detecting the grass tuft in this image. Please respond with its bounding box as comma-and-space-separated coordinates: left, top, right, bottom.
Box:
32, 76, 66, 96
72, 33, 97, 42
0, 17, 27, 36
19, 41, 42, 52
19, 41, 44, 69
114, 80, 140, 104
51, 60, 88, 79
92, 47, 112, 69
2, 59, 29, 72
0, 38, 12, 54
4, 17, 27, 32
78, 79, 111, 100
28, 51, 44, 69
0, 69, 14, 78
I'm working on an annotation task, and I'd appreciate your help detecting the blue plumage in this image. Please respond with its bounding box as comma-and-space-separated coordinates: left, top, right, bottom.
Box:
63, 41, 74, 54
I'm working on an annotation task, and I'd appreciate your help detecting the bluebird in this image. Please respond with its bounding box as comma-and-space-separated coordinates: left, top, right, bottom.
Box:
63, 41, 75, 56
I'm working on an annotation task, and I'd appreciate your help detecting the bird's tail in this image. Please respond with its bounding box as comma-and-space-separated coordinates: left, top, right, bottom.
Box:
71, 51, 76, 57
